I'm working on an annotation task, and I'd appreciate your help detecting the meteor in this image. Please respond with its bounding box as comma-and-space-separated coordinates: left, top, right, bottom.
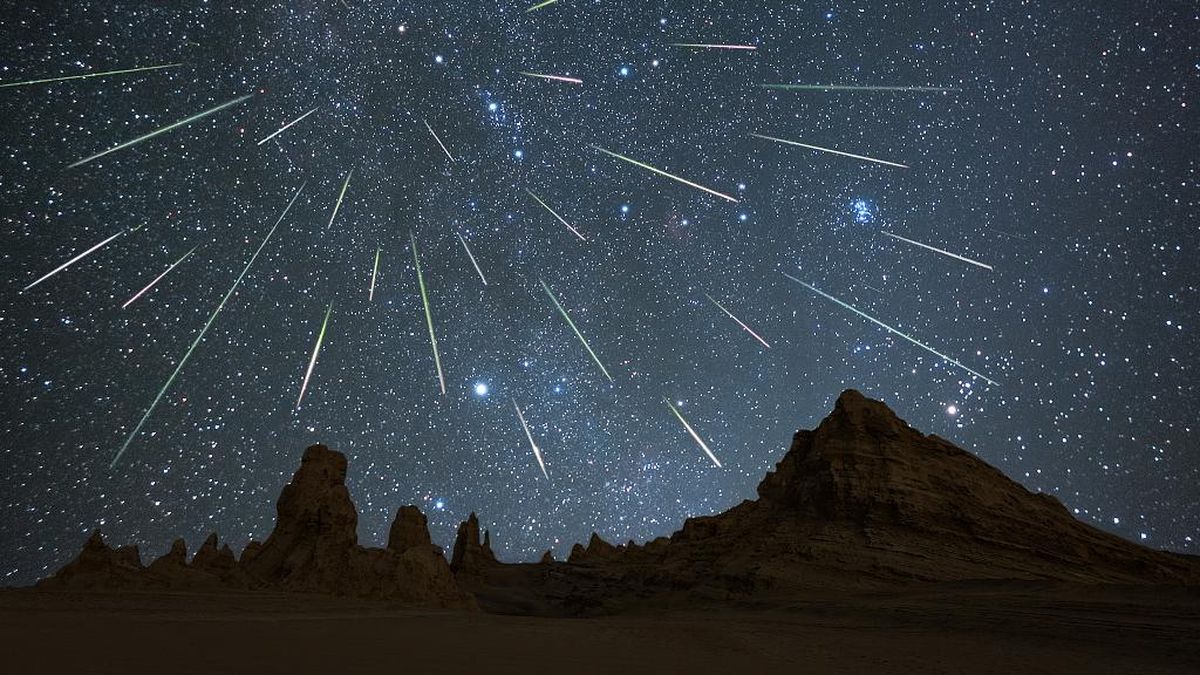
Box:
369, 247, 381, 301
21, 229, 126, 293
880, 231, 993, 271
591, 145, 739, 203
256, 106, 318, 145
781, 272, 999, 386
110, 182, 305, 468
526, 0, 558, 11
539, 278, 612, 382
520, 71, 583, 85
457, 233, 487, 286
122, 245, 198, 309
423, 120, 455, 162
704, 293, 770, 349
669, 43, 757, 51
513, 398, 549, 479
295, 302, 333, 411
69, 94, 253, 168
411, 232, 446, 395
664, 398, 722, 468
326, 169, 354, 230
750, 133, 909, 169
0, 63, 181, 89
525, 189, 586, 241
761, 84, 956, 93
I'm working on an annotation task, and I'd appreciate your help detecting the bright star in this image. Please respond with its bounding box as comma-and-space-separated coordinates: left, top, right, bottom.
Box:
474, 382, 489, 396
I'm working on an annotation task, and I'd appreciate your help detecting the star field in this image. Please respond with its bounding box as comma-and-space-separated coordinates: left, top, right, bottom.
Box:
1, 1, 1196, 584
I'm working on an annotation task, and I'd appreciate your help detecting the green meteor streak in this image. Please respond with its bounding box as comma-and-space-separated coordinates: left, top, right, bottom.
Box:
326, 169, 354, 230
760, 84, 956, 92
526, 0, 558, 11
539, 278, 612, 382
369, 246, 381, 300
590, 145, 739, 203
69, 94, 253, 168
296, 302, 334, 410
110, 182, 305, 468
411, 232, 446, 395
781, 272, 999, 386
664, 397, 723, 468
0, 62, 181, 89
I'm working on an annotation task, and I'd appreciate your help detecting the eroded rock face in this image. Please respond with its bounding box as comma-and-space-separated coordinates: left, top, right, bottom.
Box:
37, 531, 143, 589
387, 506, 432, 555
451, 513, 499, 586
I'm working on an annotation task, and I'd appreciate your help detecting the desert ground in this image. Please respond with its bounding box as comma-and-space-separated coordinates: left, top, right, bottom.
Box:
3, 582, 1197, 674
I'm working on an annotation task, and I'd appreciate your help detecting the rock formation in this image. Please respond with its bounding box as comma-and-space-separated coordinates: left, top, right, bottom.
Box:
450, 513, 499, 586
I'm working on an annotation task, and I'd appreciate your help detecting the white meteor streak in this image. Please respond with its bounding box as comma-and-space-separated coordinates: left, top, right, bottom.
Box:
513, 398, 549, 479
664, 398, 722, 468
457, 233, 487, 286
424, 120, 455, 162
520, 71, 583, 85
781, 272, 999, 386
69, 94, 253, 168
122, 245, 198, 309
326, 169, 353, 230
880, 231, 994, 271
750, 133, 909, 169
526, 189, 586, 241
526, 0, 558, 11
669, 43, 757, 51
295, 301, 333, 411
540, 278, 613, 382
761, 84, 956, 93
704, 293, 770, 349
110, 182, 305, 468
591, 145, 739, 203
369, 247, 381, 301
21, 229, 126, 292
0, 63, 181, 89
411, 232, 446, 396
256, 107, 318, 145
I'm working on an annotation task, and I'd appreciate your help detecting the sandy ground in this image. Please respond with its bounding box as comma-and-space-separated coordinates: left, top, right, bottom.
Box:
1, 584, 1197, 674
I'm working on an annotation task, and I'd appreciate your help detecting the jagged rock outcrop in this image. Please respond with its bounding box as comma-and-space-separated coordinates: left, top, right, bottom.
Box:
388, 506, 433, 555
191, 534, 237, 573
37, 531, 143, 589
568, 533, 619, 563
450, 513, 499, 586
540, 550, 555, 564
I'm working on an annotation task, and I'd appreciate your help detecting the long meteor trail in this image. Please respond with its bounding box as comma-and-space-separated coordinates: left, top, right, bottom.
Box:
526, 189, 586, 241
761, 84, 956, 93
110, 182, 305, 468
257, 107, 318, 145
326, 169, 353, 230
411, 232, 446, 395
591, 145, 739, 203
21, 229, 126, 292
369, 247, 381, 301
296, 302, 334, 410
424, 120, 455, 162
520, 71, 582, 85
750, 133, 909, 169
881, 231, 993, 271
513, 398, 549, 479
457, 233, 487, 286
122, 245, 198, 309
539, 278, 612, 382
664, 398, 722, 468
69, 94, 252, 168
526, 0, 558, 11
669, 43, 757, 51
705, 293, 771, 349
781, 272, 999, 386
0, 63, 181, 89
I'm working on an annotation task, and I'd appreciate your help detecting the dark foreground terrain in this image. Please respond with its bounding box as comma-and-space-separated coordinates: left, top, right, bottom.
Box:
2, 583, 1197, 674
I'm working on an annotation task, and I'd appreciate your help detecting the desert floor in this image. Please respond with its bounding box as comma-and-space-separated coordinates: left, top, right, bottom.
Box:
1, 582, 1197, 674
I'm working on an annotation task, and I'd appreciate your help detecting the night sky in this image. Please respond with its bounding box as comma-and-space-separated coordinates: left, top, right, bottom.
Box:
2, 2, 1196, 585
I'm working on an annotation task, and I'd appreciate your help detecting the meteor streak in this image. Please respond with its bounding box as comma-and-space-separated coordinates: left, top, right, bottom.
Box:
411, 232, 446, 395
69, 94, 253, 168
520, 71, 583, 85
513, 398, 549, 479
750, 133, 909, 169
369, 247, 381, 301
457, 233, 487, 286
326, 169, 353, 230
21, 229, 126, 293
256, 106, 318, 145
781, 272, 999, 386
525, 189, 586, 241
526, 0, 558, 11
0, 63, 181, 89
704, 293, 771, 349
539, 278, 612, 382
110, 182, 305, 468
122, 245, 198, 309
423, 120, 455, 162
761, 84, 956, 93
295, 302, 333, 410
664, 398, 722, 468
591, 145, 739, 203
881, 231, 993, 271
669, 43, 757, 50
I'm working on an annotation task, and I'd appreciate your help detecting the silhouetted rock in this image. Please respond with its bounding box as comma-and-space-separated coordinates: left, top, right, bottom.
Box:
147, 539, 188, 574
192, 534, 237, 574
568, 533, 618, 563
451, 513, 499, 586
239, 540, 262, 565
387, 506, 432, 554
540, 550, 555, 564
37, 530, 144, 589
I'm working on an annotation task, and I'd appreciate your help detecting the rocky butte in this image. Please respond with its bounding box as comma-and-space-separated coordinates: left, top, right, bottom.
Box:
39, 390, 1199, 613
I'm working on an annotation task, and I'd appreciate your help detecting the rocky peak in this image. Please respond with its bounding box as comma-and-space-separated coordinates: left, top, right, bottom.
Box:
388, 505, 433, 554
451, 513, 498, 581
